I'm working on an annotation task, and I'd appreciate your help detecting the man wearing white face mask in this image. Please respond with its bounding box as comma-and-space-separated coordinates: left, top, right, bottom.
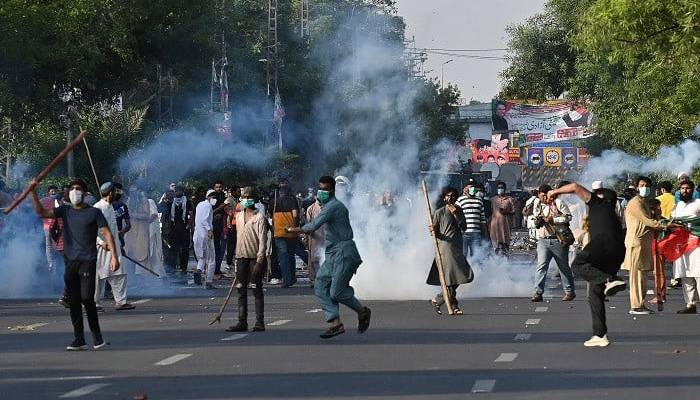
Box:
31, 179, 119, 351
623, 176, 663, 315
193, 189, 217, 288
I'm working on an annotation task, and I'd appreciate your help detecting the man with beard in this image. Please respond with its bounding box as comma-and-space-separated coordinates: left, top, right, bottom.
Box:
286, 176, 371, 339
30, 179, 119, 350
160, 186, 192, 273
427, 186, 474, 316
489, 181, 515, 254
547, 182, 627, 347
671, 180, 700, 314
623, 176, 663, 315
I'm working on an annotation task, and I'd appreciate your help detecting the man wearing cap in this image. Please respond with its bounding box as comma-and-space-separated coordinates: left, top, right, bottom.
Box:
193, 189, 217, 287
94, 182, 135, 311
456, 178, 486, 259
226, 187, 269, 333
531, 184, 576, 302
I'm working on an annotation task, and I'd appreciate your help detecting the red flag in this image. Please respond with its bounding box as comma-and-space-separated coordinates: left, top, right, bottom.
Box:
657, 228, 700, 262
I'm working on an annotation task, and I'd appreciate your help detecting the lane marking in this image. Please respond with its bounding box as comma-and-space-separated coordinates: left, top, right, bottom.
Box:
0, 376, 104, 383
154, 354, 192, 366
535, 307, 548, 313
513, 333, 532, 342
471, 379, 496, 393
9, 322, 49, 331
59, 383, 111, 398
221, 334, 249, 342
267, 319, 292, 326
306, 308, 323, 313
525, 318, 541, 325
131, 298, 152, 304
494, 353, 518, 362
646, 290, 655, 295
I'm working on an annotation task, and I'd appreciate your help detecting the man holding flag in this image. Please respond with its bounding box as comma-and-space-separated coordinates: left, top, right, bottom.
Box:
670, 180, 700, 314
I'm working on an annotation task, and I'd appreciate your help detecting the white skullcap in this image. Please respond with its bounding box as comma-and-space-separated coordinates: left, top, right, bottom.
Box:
206, 189, 215, 198
591, 181, 603, 190
678, 172, 690, 179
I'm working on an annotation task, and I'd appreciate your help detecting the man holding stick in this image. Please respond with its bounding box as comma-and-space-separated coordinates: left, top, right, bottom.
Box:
427, 186, 473, 316
286, 176, 371, 339
31, 179, 119, 350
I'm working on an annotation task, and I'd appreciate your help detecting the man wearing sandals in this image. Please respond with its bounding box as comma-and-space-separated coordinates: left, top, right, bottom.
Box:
427, 186, 474, 315
286, 176, 371, 339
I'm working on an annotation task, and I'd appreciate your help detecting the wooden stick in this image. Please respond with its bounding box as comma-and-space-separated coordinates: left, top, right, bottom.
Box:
82, 135, 101, 192
421, 180, 454, 315
209, 275, 238, 325
3, 130, 86, 215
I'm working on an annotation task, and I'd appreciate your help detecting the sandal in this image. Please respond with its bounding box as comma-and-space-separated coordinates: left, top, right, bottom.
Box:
430, 299, 442, 315
453, 307, 463, 315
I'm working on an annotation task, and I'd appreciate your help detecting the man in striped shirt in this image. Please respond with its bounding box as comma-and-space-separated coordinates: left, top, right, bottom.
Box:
456, 179, 487, 259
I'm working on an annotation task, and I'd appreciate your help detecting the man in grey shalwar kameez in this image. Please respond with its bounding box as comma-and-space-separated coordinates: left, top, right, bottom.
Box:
427, 186, 474, 315
287, 176, 371, 339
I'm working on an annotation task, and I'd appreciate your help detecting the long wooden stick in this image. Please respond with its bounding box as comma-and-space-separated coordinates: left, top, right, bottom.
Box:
82, 135, 101, 192
3, 131, 86, 215
209, 275, 238, 325
421, 180, 454, 315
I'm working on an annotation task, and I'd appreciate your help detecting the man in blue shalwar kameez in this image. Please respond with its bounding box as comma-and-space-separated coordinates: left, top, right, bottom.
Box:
287, 176, 371, 338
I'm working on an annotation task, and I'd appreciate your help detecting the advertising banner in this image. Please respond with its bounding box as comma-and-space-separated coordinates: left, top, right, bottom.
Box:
543, 147, 562, 167
492, 100, 596, 145
561, 147, 577, 168
528, 148, 544, 168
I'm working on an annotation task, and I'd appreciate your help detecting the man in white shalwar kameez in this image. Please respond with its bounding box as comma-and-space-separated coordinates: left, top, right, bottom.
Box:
671, 180, 700, 314
94, 182, 135, 311
127, 194, 165, 282
194, 190, 216, 288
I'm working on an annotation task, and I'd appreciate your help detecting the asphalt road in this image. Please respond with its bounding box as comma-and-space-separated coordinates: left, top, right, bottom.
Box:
1, 277, 700, 400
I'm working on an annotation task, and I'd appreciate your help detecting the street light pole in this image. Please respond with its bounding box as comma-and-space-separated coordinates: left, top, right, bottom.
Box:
441, 59, 453, 91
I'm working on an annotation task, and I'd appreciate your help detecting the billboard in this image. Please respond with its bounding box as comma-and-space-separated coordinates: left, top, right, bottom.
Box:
543, 148, 562, 167
528, 148, 544, 168
492, 100, 595, 145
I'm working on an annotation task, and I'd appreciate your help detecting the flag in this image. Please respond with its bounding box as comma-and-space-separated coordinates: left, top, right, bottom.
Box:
657, 216, 700, 261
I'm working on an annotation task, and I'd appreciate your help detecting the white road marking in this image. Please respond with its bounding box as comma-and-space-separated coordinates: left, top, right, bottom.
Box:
494, 353, 518, 362
131, 298, 152, 304
646, 290, 655, 295
9, 322, 49, 331
525, 318, 541, 325
0, 376, 104, 383
306, 308, 323, 313
471, 379, 496, 393
154, 353, 192, 366
267, 319, 292, 326
535, 307, 548, 313
221, 333, 249, 342
513, 333, 532, 342
59, 383, 111, 398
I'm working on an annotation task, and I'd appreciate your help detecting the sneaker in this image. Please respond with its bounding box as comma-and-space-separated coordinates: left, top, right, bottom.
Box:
58, 296, 70, 309
584, 335, 610, 347
225, 322, 248, 332
531, 293, 543, 302
93, 339, 107, 350
269, 278, 282, 285
358, 307, 371, 333
320, 324, 345, 339
669, 278, 682, 289
115, 303, 135, 311
193, 270, 203, 285
95, 305, 104, 313
629, 307, 653, 315
252, 321, 266, 332
676, 305, 697, 314
66, 338, 87, 351
562, 293, 576, 301
604, 280, 627, 297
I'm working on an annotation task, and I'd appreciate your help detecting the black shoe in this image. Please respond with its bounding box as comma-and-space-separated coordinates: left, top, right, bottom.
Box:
358, 307, 371, 333
225, 322, 248, 332
66, 338, 87, 351
531, 293, 543, 302
58, 296, 70, 309
115, 303, 135, 311
96, 305, 104, 313
193, 271, 202, 286
320, 324, 345, 339
677, 305, 697, 314
93, 338, 108, 350
252, 321, 266, 332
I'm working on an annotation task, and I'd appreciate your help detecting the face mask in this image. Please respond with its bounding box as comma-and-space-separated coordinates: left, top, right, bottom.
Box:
468, 187, 477, 196
316, 190, 330, 204
209, 198, 217, 206
241, 198, 255, 209
476, 192, 485, 199
638, 187, 651, 198
497, 188, 505, 195
69, 189, 83, 206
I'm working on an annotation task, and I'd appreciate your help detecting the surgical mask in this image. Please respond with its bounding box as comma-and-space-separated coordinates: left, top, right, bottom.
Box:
638, 187, 651, 198
241, 198, 255, 209
468, 187, 477, 196
69, 189, 83, 206
209, 198, 217, 206
497, 188, 505, 195
316, 190, 330, 204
